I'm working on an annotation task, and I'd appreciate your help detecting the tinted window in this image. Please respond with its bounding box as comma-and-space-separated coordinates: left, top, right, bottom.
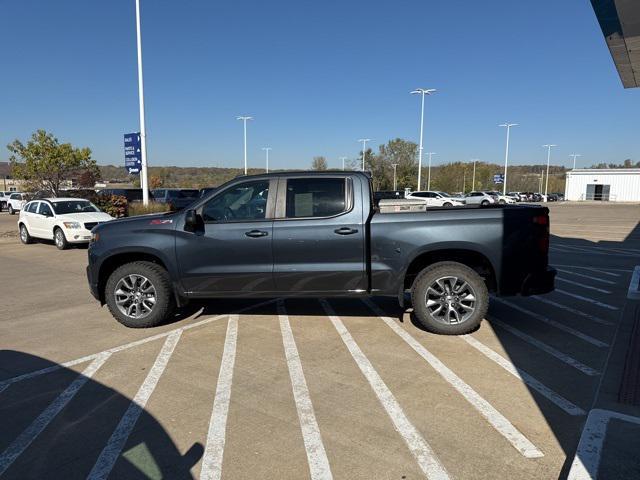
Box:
10, 194, 21, 200
285, 178, 346, 218
411, 192, 428, 198
202, 181, 269, 222
26, 202, 39, 213
38, 203, 53, 216
51, 200, 99, 214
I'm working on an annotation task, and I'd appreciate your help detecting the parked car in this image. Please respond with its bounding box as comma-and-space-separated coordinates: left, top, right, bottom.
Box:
547, 193, 558, 202
87, 171, 555, 334
507, 192, 525, 202
0, 191, 15, 211
151, 189, 200, 211
7, 193, 26, 214
553, 193, 565, 201
464, 191, 496, 206
18, 198, 113, 250
405, 191, 464, 207
483, 191, 516, 204
374, 190, 405, 201
97, 188, 144, 203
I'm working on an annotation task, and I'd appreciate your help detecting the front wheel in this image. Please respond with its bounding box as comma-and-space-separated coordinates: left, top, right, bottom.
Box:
499, 199, 506, 204
54, 228, 68, 250
105, 261, 175, 328
443, 202, 452, 207
8, 205, 14, 215
411, 261, 488, 335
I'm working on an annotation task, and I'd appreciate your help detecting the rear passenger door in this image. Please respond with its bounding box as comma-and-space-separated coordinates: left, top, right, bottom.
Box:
272, 176, 366, 294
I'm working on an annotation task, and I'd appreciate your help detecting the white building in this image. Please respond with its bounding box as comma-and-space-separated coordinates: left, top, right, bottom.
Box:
565, 168, 640, 202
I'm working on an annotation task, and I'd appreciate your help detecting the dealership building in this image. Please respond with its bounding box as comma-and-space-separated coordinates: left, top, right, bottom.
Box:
565, 168, 640, 201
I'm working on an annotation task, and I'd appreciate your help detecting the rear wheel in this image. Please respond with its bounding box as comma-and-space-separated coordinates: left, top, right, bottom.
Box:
19, 224, 33, 244
105, 261, 175, 328
499, 199, 506, 204
443, 202, 452, 207
54, 227, 68, 250
480, 200, 489, 206
411, 261, 488, 335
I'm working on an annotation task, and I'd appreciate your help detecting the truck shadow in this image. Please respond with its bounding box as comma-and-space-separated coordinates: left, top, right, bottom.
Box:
0, 350, 203, 479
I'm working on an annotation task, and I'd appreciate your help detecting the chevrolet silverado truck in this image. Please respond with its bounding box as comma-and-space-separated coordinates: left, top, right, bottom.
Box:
87, 171, 555, 334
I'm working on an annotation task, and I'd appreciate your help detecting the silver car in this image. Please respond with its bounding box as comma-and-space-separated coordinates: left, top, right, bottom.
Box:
464, 191, 496, 206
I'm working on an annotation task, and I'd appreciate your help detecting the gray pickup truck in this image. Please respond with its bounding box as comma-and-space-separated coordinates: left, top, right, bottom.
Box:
87, 171, 555, 334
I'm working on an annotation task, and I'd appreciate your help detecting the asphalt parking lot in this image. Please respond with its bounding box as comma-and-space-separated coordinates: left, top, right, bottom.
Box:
0, 203, 639, 480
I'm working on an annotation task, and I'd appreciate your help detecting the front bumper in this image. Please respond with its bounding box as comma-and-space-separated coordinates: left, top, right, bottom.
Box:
87, 265, 100, 300
520, 267, 556, 296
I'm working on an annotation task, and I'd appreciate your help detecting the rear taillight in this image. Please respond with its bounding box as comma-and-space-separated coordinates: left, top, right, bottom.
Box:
533, 214, 550, 254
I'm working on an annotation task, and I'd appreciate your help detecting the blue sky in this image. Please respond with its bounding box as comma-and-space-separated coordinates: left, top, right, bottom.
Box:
0, 0, 638, 170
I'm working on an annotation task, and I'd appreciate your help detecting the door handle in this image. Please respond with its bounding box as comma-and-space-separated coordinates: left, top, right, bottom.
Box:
334, 227, 358, 235
245, 229, 269, 238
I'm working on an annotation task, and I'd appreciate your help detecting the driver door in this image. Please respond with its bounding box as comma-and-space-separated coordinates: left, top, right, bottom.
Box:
176, 179, 276, 296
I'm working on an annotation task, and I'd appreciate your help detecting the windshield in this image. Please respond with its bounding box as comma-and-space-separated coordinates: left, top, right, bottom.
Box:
51, 200, 100, 214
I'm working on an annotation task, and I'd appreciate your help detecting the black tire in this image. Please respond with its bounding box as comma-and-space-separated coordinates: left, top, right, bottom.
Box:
0, 201, 5, 211
480, 200, 489, 206
411, 261, 488, 335
443, 202, 452, 207
19, 224, 33, 244
54, 227, 68, 250
105, 261, 176, 328
8, 205, 15, 215
499, 199, 506, 204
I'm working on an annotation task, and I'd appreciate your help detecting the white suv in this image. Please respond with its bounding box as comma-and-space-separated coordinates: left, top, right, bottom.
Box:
18, 198, 113, 249
405, 191, 465, 207
7, 193, 26, 214
464, 191, 496, 206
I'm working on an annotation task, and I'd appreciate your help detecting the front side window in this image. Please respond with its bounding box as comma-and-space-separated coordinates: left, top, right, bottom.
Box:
26, 202, 39, 213
202, 181, 269, 222
38, 203, 53, 216
285, 178, 346, 218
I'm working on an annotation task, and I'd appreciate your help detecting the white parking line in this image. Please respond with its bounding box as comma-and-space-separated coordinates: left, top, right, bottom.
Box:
555, 269, 616, 285
493, 298, 608, 347
87, 330, 182, 480
556, 277, 612, 295
278, 301, 333, 480
555, 289, 619, 311
489, 318, 599, 376
200, 315, 239, 480
462, 335, 585, 416
568, 409, 640, 480
362, 299, 544, 459
531, 296, 614, 326
0, 298, 278, 389
320, 300, 450, 480
0, 352, 111, 476
552, 265, 622, 277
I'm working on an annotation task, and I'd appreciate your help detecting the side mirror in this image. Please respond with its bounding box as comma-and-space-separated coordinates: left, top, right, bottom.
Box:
184, 209, 198, 233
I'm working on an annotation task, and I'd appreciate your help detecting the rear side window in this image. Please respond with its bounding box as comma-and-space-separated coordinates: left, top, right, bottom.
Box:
285, 178, 346, 218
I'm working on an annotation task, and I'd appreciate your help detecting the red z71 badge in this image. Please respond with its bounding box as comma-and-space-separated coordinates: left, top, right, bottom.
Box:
149, 219, 173, 225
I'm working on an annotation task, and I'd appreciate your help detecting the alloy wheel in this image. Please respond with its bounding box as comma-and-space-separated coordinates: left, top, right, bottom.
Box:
114, 274, 157, 319
424, 276, 476, 325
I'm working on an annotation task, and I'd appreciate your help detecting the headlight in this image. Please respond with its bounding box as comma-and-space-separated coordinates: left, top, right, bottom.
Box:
91, 232, 99, 243
63, 221, 81, 229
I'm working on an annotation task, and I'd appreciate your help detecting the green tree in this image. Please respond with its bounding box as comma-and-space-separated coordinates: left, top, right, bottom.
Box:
8, 130, 98, 195
373, 139, 418, 191
311, 156, 328, 170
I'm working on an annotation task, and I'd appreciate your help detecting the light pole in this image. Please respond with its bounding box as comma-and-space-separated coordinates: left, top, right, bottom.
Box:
237, 116, 253, 174
262, 147, 271, 173
462, 169, 466, 193
499, 123, 518, 195
134, 0, 149, 205
426, 152, 436, 190
471, 158, 479, 191
391, 163, 399, 190
340, 156, 348, 171
358, 139, 370, 171
411, 88, 436, 191
569, 153, 581, 170
543, 144, 557, 202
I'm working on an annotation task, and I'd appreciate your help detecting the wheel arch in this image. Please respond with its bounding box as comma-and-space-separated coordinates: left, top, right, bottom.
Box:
403, 248, 497, 293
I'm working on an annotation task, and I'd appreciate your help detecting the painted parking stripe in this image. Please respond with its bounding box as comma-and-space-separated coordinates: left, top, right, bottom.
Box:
362, 299, 544, 459
493, 298, 608, 347
278, 301, 333, 480
556, 277, 612, 295
568, 409, 640, 480
552, 265, 622, 277
489, 318, 599, 376
200, 315, 239, 480
531, 296, 614, 326
462, 335, 584, 415
555, 289, 619, 311
87, 331, 182, 480
555, 268, 616, 285
0, 352, 111, 476
320, 300, 450, 480
0, 298, 279, 389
